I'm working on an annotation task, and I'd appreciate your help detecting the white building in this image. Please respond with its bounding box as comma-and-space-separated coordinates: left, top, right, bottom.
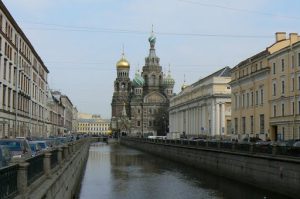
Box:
169, 67, 232, 138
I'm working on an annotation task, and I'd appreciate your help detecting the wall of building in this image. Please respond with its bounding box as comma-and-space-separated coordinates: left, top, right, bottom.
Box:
121, 138, 300, 199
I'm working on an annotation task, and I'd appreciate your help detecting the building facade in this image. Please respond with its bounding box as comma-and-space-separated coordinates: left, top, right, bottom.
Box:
169, 67, 231, 138
230, 32, 300, 141
77, 113, 111, 135
268, 34, 300, 141
0, 2, 49, 138
111, 32, 175, 137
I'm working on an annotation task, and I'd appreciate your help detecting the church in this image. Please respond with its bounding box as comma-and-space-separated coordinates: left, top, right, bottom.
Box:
111, 32, 175, 137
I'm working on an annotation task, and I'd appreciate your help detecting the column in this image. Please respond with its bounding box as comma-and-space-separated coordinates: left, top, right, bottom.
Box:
221, 103, 225, 135
211, 102, 215, 136
216, 102, 220, 136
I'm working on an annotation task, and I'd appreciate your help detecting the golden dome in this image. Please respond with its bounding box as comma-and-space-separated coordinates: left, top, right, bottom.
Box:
116, 57, 130, 69
181, 84, 188, 90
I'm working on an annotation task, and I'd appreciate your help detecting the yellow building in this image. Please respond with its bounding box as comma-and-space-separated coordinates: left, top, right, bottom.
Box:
230, 32, 300, 141
77, 113, 111, 135
268, 33, 300, 141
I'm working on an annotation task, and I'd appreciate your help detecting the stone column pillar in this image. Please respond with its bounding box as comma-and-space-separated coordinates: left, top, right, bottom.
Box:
211, 102, 216, 137
216, 102, 220, 137
43, 152, 51, 178
221, 103, 225, 136
63, 145, 69, 160
17, 161, 29, 195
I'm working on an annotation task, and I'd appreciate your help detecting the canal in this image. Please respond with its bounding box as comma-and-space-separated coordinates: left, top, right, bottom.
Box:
79, 143, 289, 199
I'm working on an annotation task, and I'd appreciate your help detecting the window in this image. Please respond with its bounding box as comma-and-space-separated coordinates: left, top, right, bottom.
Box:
299, 76, 300, 90
273, 63, 276, 74
260, 61, 262, 69
291, 77, 294, 91
273, 105, 276, 117
250, 116, 254, 133
2, 85, 6, 106
251, 92, 254, 106
282, 81, 285, 94
298, 101, 300, 114
246, 93, 249, 107
242, 93, 245, 107
234, 118, 238, 134
298, 53, 300, 67
256, 91, 258, 105
281, 59, 285, 71
235, 94, 238, 109
282, 104, 285, 116
260, 114, 264, 134
137, 121, 141, 127
242, 117, 246, 134
149, 121, 152, 127
273, 83, 276, 96
292, 101, 295, 115
260, 89, 263, 104
292, 55, 294, 68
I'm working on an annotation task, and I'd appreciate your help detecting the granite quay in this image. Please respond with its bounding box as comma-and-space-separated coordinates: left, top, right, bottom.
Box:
0, 137, 104, 199
121, 137, 300, 199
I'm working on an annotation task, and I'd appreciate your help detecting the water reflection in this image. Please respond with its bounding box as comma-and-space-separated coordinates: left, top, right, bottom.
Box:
79, 143, 289, 199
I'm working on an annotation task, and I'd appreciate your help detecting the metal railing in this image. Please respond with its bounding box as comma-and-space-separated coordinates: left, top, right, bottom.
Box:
27, 154, 45, 186
0, 164, 18, 199
50, 149, 59, 169
123, 137, 300, 158
0, 137, 91, 199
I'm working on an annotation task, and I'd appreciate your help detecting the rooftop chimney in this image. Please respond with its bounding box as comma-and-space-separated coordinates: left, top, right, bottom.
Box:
289, 33, 298, 45
275, 32, 286, 42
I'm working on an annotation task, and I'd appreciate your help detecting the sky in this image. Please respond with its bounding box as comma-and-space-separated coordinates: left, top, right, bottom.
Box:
2, 0, 300, 118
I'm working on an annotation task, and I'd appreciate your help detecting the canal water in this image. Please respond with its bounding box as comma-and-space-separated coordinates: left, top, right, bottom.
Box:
79, 143, 289, 199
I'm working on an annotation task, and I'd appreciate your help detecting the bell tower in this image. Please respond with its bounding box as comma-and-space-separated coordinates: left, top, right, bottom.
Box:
111, 49, 131, 118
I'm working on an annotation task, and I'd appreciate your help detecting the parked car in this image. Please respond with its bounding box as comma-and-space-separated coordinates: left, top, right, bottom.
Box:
33, 141, 49, 151
0, 139, 32, 159
0, 145, 11, 167
28, 141, 43, 156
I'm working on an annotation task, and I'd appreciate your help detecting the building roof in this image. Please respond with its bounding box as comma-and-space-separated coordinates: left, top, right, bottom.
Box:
191, 66, 231, 87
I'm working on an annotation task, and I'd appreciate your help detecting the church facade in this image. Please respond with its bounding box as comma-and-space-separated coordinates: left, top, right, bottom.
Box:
111, 33, 175, 137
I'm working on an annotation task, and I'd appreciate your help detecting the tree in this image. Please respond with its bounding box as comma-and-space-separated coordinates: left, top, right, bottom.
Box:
153, 106, 169, 136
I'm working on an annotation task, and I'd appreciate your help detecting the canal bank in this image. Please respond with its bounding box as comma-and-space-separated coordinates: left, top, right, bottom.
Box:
79, 142, 289, 199
120, 138, 300, 199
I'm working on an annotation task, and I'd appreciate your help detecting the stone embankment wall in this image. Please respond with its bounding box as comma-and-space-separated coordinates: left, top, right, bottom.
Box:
14, 138, 93, 199
121, 138, 300, 199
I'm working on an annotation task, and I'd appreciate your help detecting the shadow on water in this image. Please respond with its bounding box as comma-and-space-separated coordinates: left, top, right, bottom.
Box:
80, 143, 290, 199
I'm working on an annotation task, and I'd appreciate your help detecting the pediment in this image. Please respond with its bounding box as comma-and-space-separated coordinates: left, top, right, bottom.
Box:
144, 92, 167, 103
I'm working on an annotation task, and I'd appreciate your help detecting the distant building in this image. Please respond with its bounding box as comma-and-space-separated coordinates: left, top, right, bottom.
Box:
230, 32, 300, 141
111, 32, 175, 137
169, 67, 232, 138
77, 113, 111, 135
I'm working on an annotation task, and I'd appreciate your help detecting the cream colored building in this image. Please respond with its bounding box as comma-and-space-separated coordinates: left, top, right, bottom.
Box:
169, 67, 232, 138
0, 2, 49, 138
230, 32, 300, 141
268, 33, 300, 141
77, 113, 111, 135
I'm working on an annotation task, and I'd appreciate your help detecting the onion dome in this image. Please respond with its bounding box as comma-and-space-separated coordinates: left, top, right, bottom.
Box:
132, 70, 144, 87
181, 74, 188, 90
164, 71, 175, 87
148, 25, 156, 48
116, 55, 130, 69
181, 83, 188, 90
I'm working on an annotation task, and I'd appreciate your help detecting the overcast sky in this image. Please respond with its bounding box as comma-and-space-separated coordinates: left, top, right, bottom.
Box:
2, 0, 300, 118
